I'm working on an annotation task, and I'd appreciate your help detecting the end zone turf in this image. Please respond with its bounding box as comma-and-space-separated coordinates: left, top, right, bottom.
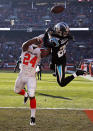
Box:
0, 108, 93, 131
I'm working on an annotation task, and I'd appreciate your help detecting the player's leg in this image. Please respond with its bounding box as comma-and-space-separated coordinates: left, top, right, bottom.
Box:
37, 72, 39, 80
56, 64, 74, 87
14, 76, 28, 104
50, 62, 57, 76
27, 77, 37, 126
29, 96, 36, 126
40, 71, 41, 80
56, 64, 86, 87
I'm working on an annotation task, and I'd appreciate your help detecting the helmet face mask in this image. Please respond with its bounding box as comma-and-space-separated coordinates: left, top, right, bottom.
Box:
63, 28, 69, 37
54, 22, 69, 37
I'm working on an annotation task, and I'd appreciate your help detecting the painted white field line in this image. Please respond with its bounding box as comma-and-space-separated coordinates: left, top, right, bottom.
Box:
0, 107, 93, 110
0, 77, 16, 79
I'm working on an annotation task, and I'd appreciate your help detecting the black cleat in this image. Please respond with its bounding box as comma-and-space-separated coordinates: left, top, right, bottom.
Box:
53, 72, 56, 77
24, 96, 29, 104
30, 117, 36, 126
76, 70, 86, 76
24, 88, 28, 104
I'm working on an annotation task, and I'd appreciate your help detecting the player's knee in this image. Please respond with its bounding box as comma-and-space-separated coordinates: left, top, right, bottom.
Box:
29, 94, 35, 98
14, 88, 20, 94
28, 91, 35, 98
57, 80, 66, 87
60, 83, 65, 87
59, 83, 65, 87
29, 96, 35, 99
27, 87, 36, 97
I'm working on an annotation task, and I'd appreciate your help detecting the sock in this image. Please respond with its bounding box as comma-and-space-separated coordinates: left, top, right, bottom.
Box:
30, 98, 36, 118
31, 109, 36, 118
18, 89, 27, 96
30, 98, 36, 108
73, 73, 77, 78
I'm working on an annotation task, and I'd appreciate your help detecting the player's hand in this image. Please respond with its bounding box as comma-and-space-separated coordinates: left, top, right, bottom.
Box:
46, 27, 54, 34
66, 34, 76, 42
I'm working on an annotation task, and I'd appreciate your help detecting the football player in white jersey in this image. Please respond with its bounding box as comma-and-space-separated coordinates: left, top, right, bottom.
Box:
14, 35, 50, 126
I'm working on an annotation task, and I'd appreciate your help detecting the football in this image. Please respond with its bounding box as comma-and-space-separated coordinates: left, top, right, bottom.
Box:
51, 5, 65, 14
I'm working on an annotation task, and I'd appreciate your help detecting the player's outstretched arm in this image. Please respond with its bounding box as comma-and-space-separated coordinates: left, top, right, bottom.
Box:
43, 28, 54, 48
22, 37, 42, 52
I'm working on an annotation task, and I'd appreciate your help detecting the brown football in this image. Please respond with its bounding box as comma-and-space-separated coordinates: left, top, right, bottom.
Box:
51, 5, 65, 14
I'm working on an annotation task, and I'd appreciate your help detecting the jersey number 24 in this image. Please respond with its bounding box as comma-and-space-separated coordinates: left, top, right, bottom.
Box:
23, 53, 37, 68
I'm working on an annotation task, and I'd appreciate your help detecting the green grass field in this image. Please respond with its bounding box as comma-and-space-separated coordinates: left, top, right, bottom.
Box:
0, 72, 93, 108
0, 72, 93, 130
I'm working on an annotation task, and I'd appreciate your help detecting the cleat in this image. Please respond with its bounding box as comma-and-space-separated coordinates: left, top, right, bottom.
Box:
24, 96, 29, 104
76, 69, 86, 76
24, 88, 29, 104
53, 72, 56, 77
30, 117, 36, 126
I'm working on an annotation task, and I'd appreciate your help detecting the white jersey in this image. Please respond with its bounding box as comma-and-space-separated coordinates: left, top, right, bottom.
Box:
20, 44, 41, 77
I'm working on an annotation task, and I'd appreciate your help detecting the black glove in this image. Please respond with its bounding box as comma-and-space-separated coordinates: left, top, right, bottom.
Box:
67, 34, 73, 40
65, 34, 76, 42
46, 27, 54, 33
67, 34, 75, 41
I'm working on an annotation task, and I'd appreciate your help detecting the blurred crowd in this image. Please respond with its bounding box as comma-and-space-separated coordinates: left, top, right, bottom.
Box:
0, 0, 93, 29
0, 30, 93, 68
0, 0, 93, 68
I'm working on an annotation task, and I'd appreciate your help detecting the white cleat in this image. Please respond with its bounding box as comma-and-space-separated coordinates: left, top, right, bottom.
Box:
30, 122, 36, 126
